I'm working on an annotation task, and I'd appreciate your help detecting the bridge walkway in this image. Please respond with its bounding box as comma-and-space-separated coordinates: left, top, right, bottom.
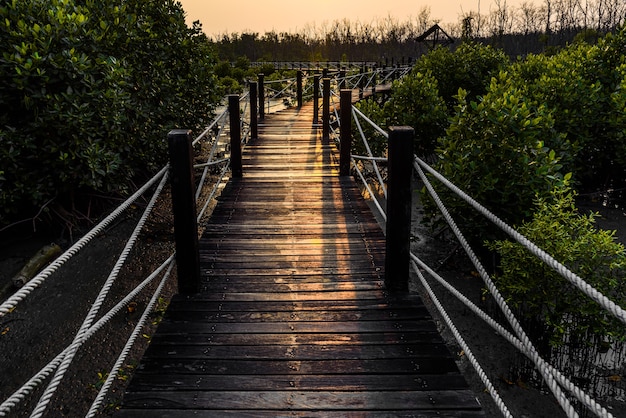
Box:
116, 102, 484, 416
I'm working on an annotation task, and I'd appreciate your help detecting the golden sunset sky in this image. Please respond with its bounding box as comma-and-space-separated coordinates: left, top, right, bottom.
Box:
178, 0, 540, 36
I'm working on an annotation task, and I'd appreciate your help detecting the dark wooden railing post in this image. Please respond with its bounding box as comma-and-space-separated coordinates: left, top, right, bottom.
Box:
296, 70, 303, 108
228, 94, 242, 178
385, 126, 414, 291
339, 89, 352, 176
249, 81, 258, 140
322, 78, 330, 141
359, 66, 364, 99
313, 74, 320, 126
257, 73, 265, 120
168, 129, 200, 295
339, 69, 346, 90
371, 70, 377, 97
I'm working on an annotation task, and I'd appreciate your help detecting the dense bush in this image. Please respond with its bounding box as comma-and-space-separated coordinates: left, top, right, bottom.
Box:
412, 42, 509, 108
431, 74, 570, 242
0, 0, 219, 226
352, 70, 446, 158
487, 187, 626, 364
510, 27, 626, 190
351, 98, 388, 158
380, 70, 448, 156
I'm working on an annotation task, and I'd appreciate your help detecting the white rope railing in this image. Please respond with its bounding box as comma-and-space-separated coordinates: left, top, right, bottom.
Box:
411, 252, 613, 418
0, 165, 168, 318
343, 97, 623, 416
352, 159, 386, 223
411, 258, 514, 418
413, 158, 604, 417
85, 259, 175, 418
414, 156, 626, 326
28, 170, 170, 418
352, 108, 386, 198
0, 94, 245, 416
0, 253, 175, 416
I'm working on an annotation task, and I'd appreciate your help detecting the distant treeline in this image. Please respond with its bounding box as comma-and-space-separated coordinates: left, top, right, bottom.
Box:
208, 1, 626, 61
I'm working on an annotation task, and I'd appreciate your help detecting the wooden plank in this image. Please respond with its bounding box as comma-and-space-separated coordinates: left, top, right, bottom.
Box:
149, 332, 442, 346
165, 296, 425, 309
119, 390, 482, 411
117, 101, 483, 416
127, 358, 461, 375
121, 373, 470, 392
116, 409, 485, 418
151, 320, 440, 335
140, 343, 454, 360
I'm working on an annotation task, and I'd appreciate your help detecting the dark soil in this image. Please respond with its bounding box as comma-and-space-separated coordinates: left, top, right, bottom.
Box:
0, 187, 625, 417
0, 196, 178, 417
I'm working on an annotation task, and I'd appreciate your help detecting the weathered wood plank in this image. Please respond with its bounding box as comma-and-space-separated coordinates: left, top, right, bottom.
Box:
148, 331, 442, 346
165, 295, 425, 308
121, 373, 470, 392
119, 390, 482, 411
116, 409, 485, 418
130, 358, 462, 376
152, 319, 439, 334
116, 101, 483, 416
141, 342, 454, 360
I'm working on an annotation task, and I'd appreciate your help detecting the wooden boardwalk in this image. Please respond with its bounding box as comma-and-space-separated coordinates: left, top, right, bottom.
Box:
116, 102, 484, 416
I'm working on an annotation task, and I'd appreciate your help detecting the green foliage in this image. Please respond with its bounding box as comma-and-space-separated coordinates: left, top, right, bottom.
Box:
431, 74, 570, 241
0, 0, 219, 224
413, 42, 510, 108
214, 61, 233, 78
487, 188, 626, 347
256, 62, 276, 77
352, 99, 388, 157
510, 27, 626, 189
380, 71, 448, 156
219, 77, 242, 94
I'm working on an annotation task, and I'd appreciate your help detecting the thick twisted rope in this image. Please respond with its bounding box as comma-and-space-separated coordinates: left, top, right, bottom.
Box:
0, 254, 175, 416
351, 159, 386, 223
414, 158, 578, 417
28, 172, 169, 418
411, 259, 514, 418
0, 166, 168, 318
197, 160, 230, 223
85, 260, 175, 417
411, 253, 613, 417
414, 156, 626, 325
352, 107, 386, 198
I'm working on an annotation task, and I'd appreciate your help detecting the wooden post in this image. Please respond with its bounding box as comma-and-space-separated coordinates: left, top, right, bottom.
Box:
385, 126, 414, 291
228, 94, 242, 178
258, 73, 265, 120
313, 74, 320, 126
322, 78, 330, 141
296, 70, 303, 108
339, 69, 346, 90
249, 81, 258, 140
339, 89, 352, 176
168, 129, 201, 295
359, 66, 364, 99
